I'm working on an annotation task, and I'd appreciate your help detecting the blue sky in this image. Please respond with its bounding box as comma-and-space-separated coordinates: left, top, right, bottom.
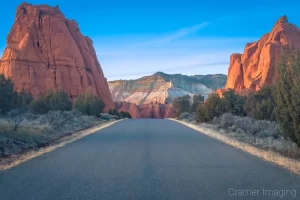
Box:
1, 1, 300, 80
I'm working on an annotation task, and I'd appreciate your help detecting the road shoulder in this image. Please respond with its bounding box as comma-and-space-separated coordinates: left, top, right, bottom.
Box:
0, 120, 124, 171
169, 119, 300, 175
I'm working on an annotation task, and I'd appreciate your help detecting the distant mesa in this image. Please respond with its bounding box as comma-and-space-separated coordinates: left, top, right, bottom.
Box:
0, 2, 113, 110
109, 72, 226, 118
223, 15, 300, 94
109, 72, 227, 105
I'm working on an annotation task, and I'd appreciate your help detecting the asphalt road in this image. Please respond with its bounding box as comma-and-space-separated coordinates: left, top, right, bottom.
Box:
1, 119, 300, 200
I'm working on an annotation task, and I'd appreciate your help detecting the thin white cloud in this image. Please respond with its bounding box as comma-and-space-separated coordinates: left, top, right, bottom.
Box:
133, 22, 210, 47
96, 37, 254, 58
95, 22, 213, 57
93, 21, 256, 81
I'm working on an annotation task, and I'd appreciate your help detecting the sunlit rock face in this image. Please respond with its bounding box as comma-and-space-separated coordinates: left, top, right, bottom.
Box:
225, 16, 300, 94
109, 72, 227, 105
0, 2, 113, 110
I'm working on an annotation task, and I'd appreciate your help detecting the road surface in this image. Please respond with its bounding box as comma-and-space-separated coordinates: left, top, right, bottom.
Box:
1, 119, 300, 200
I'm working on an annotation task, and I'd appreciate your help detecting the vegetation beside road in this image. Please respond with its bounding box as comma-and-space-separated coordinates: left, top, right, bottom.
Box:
0, 74, 131, 158
0, 110, 108, 157
174, 51, 300, 161
173, 94, 204, 117
172, 119, 300, 175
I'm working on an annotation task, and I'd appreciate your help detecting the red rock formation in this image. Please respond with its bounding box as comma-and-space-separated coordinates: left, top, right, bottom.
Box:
162, 104, 177, 118
139, 104, 164, 118
114, 102, 141, 119
114, 102, 176, 119
0, 3, 113, 110
225, 16, 300, 93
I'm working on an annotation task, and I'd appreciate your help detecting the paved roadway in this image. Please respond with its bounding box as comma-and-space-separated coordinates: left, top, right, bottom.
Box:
1, 119, 300, 200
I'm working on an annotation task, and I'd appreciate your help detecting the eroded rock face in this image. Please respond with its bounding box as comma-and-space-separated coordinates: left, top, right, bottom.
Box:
225, 16, 300, 93
0, 3, 113, 109
114, 102, 176, 119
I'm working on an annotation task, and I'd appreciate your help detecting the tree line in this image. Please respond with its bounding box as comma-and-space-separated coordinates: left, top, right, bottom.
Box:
0, 74, 131, 119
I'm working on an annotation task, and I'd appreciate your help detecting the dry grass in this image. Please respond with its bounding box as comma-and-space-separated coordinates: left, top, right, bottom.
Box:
0, 120, 123, 171
286, 148, 300, 160
0, 122, 49, 134
0, 110, 108, 157
169, 119, 300, 175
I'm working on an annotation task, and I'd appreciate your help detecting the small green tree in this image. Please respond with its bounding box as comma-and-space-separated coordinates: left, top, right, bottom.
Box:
190, 94, 204, 112
124, 112, 132, 119
0, 74, 14, 114
244, 86, 276, 121
108, 108, 120, 118
119, 111, 132, 119
30, 89, 72, 114
73, 94, 105, 116
72, 95, 85, 114
195, 93, 229, 123
173, 95, 191, 117
195, 104, 210, 123
87, 94, 105, 116
119, 111, 125, 118
30, 96, 49, 114
13, 89, 33, 110
48, 89, 72, 111
223, 89, 245, 116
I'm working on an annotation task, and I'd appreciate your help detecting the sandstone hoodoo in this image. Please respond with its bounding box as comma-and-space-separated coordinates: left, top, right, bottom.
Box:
0, 3, 113, 109
225, 15, 300, 94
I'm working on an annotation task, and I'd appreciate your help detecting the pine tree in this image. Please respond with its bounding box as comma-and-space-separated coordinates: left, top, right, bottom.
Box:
48, 89, 72, 111
191, 94, 204, 112
223, 89, 245, 116
195, 93, 229, 122
0, 74, 15, 114
274, 50, 300, 146
173, 95, 191, 117
30, 89, 72, 114
73, 94, 105, 116
14, 89, 33, 109
244, 86, 276, 121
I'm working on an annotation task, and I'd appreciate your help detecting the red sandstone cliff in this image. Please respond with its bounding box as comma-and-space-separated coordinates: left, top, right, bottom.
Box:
0, 3, 113, 109
225, 16, 300, 93
114, 102, 176, 119
114, 102, 141, 119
